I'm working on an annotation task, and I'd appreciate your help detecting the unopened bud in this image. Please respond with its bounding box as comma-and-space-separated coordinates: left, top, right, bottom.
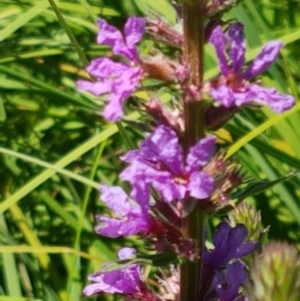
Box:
204, 0, 244, 17
203, 154, 245, 212
228, 203, 264, 242
140, 55, 178, 83
245, 242, 300, 301
146, 14, 183, 49
144, 98, 184, 134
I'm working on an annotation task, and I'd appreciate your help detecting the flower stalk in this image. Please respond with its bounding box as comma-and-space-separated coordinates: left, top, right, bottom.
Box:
181, 1, 207, 301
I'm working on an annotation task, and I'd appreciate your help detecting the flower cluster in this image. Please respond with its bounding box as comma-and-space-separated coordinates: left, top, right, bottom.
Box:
77, 17, 145, 121
77, 6, 296, 301
120, 125, 216, 202
207, 23, 295, 113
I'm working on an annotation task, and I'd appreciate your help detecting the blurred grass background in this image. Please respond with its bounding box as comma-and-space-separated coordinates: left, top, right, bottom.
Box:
0, 0, 300, 300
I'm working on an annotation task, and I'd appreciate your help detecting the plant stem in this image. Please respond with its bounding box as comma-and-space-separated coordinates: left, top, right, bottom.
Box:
182, 0, 206, 147
180, 1, 206, 301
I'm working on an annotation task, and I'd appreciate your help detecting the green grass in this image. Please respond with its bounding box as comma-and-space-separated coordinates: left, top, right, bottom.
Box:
0, 0, 300, 300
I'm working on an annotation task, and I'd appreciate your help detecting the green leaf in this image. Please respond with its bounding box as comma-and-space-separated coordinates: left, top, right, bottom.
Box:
232, 171, 297, 202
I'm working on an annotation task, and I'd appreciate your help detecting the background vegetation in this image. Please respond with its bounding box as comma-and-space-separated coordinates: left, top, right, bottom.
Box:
0, 0, 300, 300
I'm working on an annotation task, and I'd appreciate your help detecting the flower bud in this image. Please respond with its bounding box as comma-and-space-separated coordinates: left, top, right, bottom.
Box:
146, 13, 183, 49
144, 98, 184, 135
204, 0, 244, 17
140, 54, 179, 83
245, 242, 300, 301
203, 154, 245, 212
228, 203, 264, 242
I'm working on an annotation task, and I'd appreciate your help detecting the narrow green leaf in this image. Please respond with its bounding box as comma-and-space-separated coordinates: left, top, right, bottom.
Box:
0, 1, 49, 42
0, 215, 22, 297
0, 94, 6, 122
232, 171, 297, 202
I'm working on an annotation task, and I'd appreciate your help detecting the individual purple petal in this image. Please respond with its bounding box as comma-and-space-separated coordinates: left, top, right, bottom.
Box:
214, 261, 247, 301
116, 17, 145, 60
96, 19, 125, 49
242, 84, 295, 113
141, 125, 183, 174
186, 135, 216, 171
236, 241, 259, 257
95, 216, 147, 238
76, 80, 111, 96
209, 26, 230, 76
228, 23, 246, 73
83, 248, 141, 296
100, 185, 132, 215
243, 41, 283, 80
85, 58, 127, 79
124, 17, 145, 48
188, 172, 214, 199
103, 94, 124, 121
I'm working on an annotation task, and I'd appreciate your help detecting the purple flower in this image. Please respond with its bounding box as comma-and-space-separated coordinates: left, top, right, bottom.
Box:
214, 261, 247, 301
95, 185, 151, 238
204, 222, 258, 270
83, 247, 141, 296
120, 125, 215, 202
209, 23, 294, 113
200, 222, 257, 300
77, 16, 145, 121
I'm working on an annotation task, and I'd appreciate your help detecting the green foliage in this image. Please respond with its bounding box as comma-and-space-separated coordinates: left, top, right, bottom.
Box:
0, 0, 300, 300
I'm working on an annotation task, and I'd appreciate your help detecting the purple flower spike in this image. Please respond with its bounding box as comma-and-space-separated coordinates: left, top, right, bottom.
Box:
120, 125, 215, 202
209, 23, 295, 113
83, 247, 141, 296
214, 261, 247, 301
77, 17, 145, 121
95, 185, 151, 238
204, 222, 259, 270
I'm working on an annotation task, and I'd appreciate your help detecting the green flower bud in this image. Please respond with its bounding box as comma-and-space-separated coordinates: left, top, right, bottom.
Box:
245, 242, 300, 301
228, 203, 265, 242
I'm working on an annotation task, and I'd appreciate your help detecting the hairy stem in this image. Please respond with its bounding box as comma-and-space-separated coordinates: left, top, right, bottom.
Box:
180, 1, 206, 301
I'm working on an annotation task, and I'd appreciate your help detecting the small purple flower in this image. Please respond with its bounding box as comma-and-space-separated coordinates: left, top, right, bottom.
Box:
77, 16, 145, 121
120, 125, 215, 202
200, 222, 257, 300
209, 23, 295, 113
95, 185, 151, 238
214, 261, 247, 301
83, 247, 142, 296
204, 222, 258, 270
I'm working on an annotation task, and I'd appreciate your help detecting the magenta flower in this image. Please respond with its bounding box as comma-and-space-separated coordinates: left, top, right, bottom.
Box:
77, 16, 145, 121
120, 125, 215, 202
209, 23, 294, 113
95, 185, 151, 238
83, 248, 141, 296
